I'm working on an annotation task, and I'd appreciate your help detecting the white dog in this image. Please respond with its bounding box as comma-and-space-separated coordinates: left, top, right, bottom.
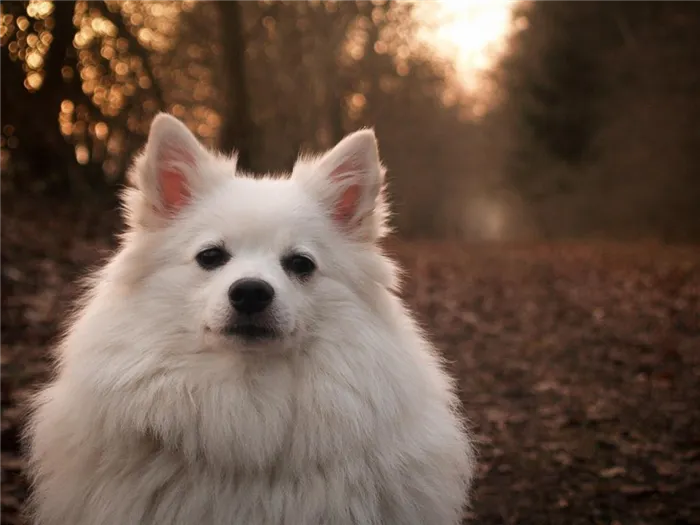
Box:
25, 114, 475, 525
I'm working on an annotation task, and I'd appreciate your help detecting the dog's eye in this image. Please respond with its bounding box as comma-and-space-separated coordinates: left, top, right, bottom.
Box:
195, 247, 230, 270
282, 254, 316, 278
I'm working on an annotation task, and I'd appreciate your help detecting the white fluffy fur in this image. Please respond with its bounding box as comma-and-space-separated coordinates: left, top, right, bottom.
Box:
25, 114, 475, 525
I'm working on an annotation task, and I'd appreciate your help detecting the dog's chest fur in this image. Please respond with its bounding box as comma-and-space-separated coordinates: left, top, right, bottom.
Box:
82, 438, 389, 525
29, 340, 469, 525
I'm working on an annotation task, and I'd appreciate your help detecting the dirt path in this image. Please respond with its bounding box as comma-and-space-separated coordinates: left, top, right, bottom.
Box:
3, 200, 699, 524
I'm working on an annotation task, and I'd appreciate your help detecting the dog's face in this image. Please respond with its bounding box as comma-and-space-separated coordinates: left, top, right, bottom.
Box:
169, 177, 331, 352
118, 114, 394, 355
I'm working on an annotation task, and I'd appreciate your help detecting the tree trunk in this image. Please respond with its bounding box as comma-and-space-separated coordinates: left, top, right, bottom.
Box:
217, 1, 257, 172
1, 1, 86, 193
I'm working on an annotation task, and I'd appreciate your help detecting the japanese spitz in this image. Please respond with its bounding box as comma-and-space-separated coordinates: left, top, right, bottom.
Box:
25, 114, 474, 524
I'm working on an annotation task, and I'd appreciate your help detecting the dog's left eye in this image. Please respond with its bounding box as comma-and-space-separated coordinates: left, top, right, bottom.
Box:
282, 253, 316, 278
195, 247, 230, 270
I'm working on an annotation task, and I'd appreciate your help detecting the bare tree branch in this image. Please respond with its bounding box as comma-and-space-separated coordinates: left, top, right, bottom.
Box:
91, 1, 166, 110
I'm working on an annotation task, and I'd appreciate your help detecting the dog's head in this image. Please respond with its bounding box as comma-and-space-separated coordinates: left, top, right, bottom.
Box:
116, 114, 396, 356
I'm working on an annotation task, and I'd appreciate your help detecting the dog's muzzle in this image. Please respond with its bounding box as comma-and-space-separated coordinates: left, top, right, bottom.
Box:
225, 321, 280, 342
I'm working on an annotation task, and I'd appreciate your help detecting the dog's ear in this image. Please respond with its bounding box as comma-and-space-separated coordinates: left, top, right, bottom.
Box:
295, 129, 389, 242
123, 113, 220, 229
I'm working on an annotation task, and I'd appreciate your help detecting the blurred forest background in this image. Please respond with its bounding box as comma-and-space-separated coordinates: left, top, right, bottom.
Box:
2, 0, 699, 241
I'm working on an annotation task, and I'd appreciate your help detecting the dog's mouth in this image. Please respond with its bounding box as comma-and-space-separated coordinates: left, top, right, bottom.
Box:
224, 323, 280, 342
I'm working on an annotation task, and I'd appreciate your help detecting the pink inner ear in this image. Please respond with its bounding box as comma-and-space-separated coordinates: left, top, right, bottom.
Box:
329, 157, 363, 224
329, 158, 362, 224
157, 146, 195, 215
160, 169, 191, 214
333, 184, 360, 224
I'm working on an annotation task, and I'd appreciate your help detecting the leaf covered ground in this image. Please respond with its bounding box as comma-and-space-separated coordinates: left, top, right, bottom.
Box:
2, 197, 699, 524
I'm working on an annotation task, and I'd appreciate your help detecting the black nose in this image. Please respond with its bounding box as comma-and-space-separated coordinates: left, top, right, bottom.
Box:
228, 279, 275, 314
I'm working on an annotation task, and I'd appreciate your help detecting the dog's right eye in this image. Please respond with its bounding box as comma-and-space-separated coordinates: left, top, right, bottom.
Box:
195, 247, 230, 270
282, 253, 316, 279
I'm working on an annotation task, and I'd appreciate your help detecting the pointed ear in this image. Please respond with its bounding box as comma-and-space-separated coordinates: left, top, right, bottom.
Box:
294, 129, 389, 242
123, 113, 220, 229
